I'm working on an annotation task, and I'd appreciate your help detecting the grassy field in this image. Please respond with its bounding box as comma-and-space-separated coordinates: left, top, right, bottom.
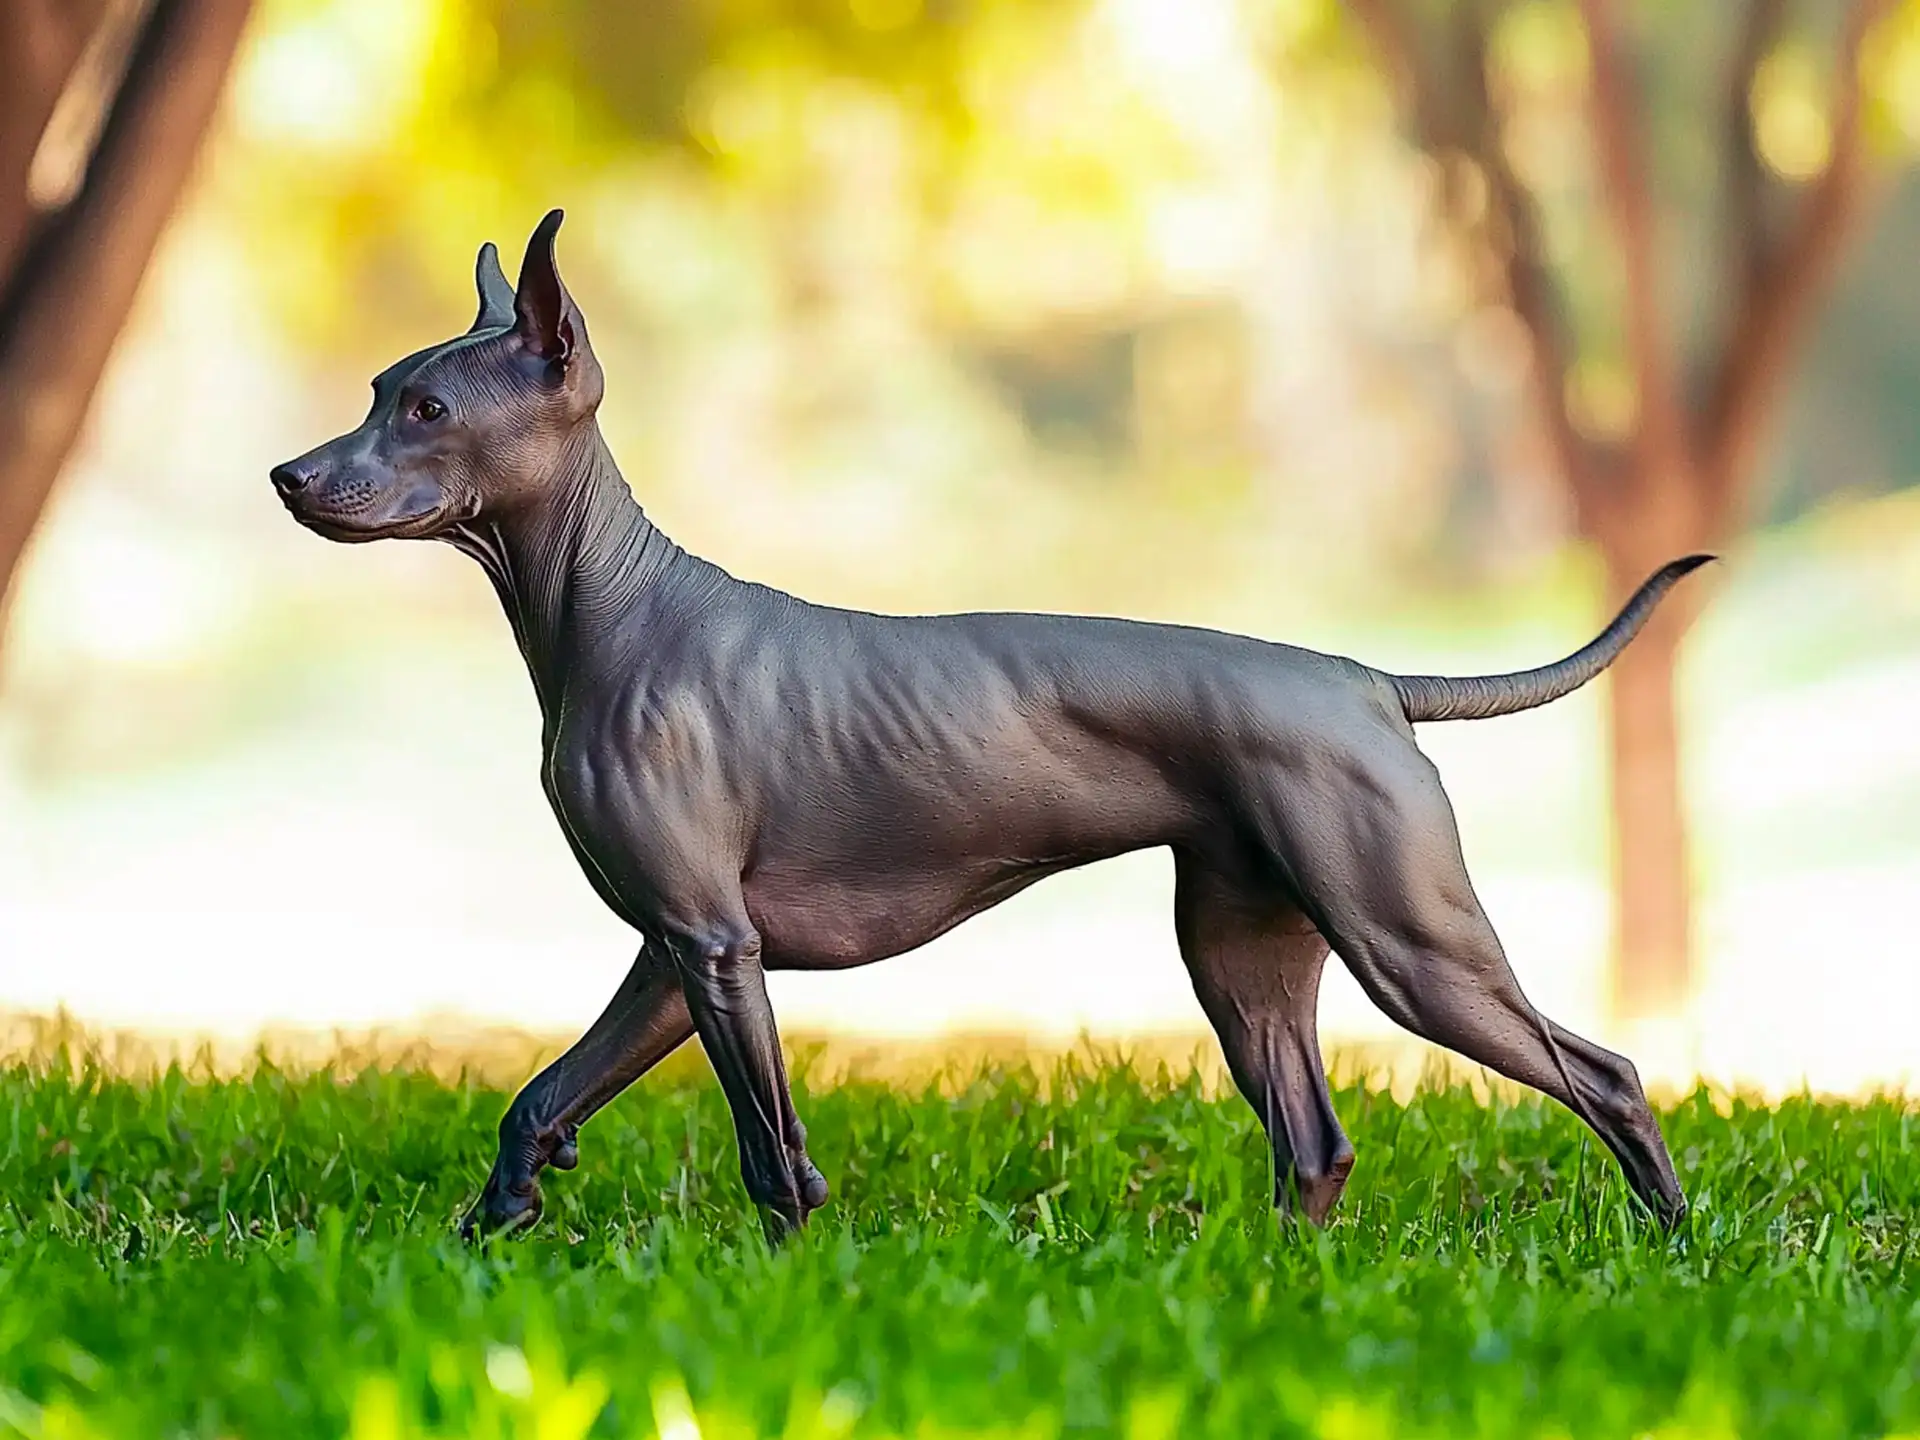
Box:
0, 1037, 1916, 1440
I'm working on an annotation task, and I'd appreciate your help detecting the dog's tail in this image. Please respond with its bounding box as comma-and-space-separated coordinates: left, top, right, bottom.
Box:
1387, 554, 1714, 723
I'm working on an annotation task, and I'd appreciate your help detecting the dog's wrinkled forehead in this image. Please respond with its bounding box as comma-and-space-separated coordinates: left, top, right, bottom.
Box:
366, 328, 510, 417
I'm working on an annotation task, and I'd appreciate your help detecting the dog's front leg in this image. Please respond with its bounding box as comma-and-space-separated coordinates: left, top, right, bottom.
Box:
666, 920, 828, 1242
461, 946, 693, 1241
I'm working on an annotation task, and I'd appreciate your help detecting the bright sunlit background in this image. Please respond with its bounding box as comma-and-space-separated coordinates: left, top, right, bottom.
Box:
2, 0, 1919, 1097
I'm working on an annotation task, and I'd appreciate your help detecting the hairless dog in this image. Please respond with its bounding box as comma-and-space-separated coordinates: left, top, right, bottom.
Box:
272, 210, 1704, 1242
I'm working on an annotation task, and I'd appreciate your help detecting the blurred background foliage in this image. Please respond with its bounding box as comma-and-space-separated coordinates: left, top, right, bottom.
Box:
215, 0, 1920, 554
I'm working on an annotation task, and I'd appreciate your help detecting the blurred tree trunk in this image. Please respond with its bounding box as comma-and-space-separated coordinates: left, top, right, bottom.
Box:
1581, 451, 1710, 1019
0, 0, 253, 633
1345, 0, 1892, 1018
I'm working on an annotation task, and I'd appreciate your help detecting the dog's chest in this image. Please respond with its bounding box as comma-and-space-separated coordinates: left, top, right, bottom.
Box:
540, 721, 629, 858
538, 695, 732, 883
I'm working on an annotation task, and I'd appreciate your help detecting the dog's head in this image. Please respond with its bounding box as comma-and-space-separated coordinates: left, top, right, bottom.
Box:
270, 209, 604, 542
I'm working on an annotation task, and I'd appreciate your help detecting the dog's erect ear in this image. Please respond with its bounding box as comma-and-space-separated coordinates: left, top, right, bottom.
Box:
513, 208, 581, 369
471, 242, 516, 332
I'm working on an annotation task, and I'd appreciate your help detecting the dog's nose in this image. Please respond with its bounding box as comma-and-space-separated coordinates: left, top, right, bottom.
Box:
271, 461, 317, 497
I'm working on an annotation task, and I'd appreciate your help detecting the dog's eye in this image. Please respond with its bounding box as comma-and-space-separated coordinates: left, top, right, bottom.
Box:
412, 396, 448, 424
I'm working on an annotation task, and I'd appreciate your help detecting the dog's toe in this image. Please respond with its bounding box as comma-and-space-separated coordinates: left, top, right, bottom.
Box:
460, 1170, 544, 1243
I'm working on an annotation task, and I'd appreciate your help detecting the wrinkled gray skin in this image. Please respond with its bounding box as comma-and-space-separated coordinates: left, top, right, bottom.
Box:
273, 210, 1703, 1243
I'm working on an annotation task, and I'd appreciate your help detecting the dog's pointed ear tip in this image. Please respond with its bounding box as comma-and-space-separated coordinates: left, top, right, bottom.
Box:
471, 241, 515, 327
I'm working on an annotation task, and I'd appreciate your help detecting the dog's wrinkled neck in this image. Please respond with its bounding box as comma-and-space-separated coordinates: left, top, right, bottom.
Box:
446, 425, 682, 716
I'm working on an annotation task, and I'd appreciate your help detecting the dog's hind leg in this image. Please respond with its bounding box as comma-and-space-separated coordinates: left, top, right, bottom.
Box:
1172, 855, 1355, 1225
1261, 741, 1687, 1227
462, 945, 693, 1240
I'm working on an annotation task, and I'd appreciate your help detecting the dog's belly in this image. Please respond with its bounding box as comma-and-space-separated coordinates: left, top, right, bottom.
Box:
744, 858, 1085, 970
734, 704, 1212, 967
740, 732, 1199, 969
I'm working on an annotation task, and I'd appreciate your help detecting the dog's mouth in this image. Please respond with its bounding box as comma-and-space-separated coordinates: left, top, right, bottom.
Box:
287, 490, 480, 544
298, 507, 445, 543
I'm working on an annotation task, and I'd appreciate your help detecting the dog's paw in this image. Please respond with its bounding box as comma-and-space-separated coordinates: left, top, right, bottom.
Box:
458, 1168, 544, 1244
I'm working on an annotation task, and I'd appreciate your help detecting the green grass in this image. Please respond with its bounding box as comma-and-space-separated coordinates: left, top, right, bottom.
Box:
1, 1041, 1916, 1440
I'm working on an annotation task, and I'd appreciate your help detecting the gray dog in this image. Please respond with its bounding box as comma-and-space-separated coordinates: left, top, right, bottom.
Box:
272, 211, 1701, 1241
